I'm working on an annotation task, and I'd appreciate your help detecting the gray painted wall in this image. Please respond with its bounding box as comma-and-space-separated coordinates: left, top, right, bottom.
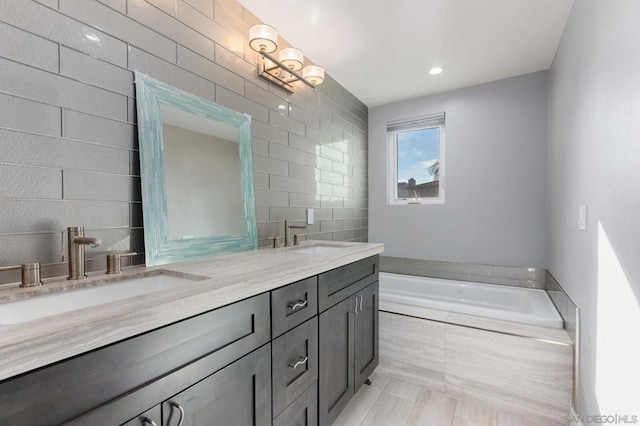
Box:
548, 0, 640, 417
0, 0, 368, 280
369, 72, 548, 268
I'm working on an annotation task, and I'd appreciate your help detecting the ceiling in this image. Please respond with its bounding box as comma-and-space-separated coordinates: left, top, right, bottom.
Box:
237, 0, 574, 107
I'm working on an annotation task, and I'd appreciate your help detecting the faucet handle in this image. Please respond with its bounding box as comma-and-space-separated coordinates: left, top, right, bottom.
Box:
293, 234, 306, 246
106, 252, 137, 274
266, 236, 280, 248
0, 263, 42, 287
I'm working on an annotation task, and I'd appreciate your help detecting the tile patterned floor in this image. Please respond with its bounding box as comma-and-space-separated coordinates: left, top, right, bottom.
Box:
333, 371, 565, 426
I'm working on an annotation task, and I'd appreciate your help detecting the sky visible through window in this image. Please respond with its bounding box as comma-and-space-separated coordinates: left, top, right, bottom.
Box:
397, 128, 440, 184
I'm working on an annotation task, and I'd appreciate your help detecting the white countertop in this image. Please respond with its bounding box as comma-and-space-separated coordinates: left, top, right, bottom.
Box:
0, 241, 383, 381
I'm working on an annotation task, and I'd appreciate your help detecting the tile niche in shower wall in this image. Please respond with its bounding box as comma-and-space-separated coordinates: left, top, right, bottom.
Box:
0, 0, 368, 282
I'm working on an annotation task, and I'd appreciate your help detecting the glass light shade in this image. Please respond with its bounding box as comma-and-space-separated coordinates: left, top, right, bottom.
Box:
249, 24, 278, 53
279, 48, 304, 71
302, 65, 325, 85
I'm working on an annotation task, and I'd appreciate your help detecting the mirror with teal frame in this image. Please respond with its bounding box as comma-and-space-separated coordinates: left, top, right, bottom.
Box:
135, 72, 257, 266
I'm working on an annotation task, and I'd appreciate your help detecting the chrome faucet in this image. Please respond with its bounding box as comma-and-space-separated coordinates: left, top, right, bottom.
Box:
284, 220, 307, 247
67, 226, 101, 280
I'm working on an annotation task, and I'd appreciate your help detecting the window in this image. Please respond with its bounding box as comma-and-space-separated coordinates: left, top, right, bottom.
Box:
387, 112, 445, 205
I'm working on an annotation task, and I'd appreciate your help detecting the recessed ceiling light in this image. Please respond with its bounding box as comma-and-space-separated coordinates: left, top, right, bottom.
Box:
429, 67, 443, 75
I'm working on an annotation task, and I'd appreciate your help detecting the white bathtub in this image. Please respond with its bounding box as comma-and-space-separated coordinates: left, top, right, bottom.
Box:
379, 272, 564, 328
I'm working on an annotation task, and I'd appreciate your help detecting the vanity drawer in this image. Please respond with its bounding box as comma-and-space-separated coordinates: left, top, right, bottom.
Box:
121, 405, 161, 426
273, 383, 318, 426
1, 294, 270, 426
272, 317, 318, 417
271, 276, 318, 338
318, 255, 378, 312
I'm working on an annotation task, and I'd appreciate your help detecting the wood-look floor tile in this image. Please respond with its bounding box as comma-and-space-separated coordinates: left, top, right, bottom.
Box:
379, 311, 446, 390
383, 377, 425, 402
361, 393, 414, 426
333, 383, 383, 426
453, 399, 498, 425
367, 370, 393, 390
452, 418, 489, 426
404, 388, 457, 426
497, 411, 566, 426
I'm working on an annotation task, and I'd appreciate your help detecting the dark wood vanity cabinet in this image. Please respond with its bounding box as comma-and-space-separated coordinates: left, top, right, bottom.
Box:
0, 294, 271, 426
122, 345, 271, 426
317, 258, 379, 426
160, 344, 272, 426
0, 255, 378, 426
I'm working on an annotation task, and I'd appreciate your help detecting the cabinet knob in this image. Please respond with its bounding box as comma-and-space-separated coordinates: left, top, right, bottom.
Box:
287, 299, 308, 311
288, 356, 309, 370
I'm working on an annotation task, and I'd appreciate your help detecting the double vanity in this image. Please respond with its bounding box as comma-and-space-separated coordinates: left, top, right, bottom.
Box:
0, 241, 383, 425
0, 73, 380, 425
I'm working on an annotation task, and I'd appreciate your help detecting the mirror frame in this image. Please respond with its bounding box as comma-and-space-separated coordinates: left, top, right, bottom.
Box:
135, 72, 258, 266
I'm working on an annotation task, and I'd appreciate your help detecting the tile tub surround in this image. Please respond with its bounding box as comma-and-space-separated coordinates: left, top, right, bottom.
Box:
546, 270, 580, 411
546, 271, 579, 346
0, 240, 383, 381
378, 311, 574, 424
380, 256, 547, 289
0, 0, 369, 284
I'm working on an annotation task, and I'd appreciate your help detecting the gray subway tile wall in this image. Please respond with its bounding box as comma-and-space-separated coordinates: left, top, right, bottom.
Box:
379, 256, 547, 289
0, 0, 368, 283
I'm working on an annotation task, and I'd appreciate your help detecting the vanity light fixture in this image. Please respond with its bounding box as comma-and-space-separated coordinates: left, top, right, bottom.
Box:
248, 24, 325, 92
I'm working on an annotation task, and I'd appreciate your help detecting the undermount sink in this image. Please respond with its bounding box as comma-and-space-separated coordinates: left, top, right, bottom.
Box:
290, 244, 347, 255
0, 273, 200, 325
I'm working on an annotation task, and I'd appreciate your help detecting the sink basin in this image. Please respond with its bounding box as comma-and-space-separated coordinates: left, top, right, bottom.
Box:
290, 245, 347, 255
0, 273, 198, 325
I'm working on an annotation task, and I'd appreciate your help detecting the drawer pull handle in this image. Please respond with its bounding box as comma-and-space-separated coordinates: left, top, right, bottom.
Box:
289, 356, 309, 370
170, 402, 185, 426
143, 418, 157, 426
288, 299, 308, 311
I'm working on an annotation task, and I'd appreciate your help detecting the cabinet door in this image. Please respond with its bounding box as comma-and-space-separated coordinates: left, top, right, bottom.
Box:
318, 297, 355, 426
272, 384, 317, 426
162, 344, 271, 426
354, 281, 379, 392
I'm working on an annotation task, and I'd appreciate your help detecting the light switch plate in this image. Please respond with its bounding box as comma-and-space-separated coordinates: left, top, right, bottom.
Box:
306, 208, 314, 225
578, 205, 588, 231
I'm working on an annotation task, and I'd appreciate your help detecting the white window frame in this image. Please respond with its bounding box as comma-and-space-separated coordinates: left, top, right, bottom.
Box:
387, 113, 446, 205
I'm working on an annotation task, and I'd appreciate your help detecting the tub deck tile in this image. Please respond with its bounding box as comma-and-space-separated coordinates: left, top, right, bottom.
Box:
380, 300, 450, 322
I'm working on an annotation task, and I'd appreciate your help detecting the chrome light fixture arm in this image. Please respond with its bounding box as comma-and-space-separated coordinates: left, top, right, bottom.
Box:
258, 49, 317, 91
